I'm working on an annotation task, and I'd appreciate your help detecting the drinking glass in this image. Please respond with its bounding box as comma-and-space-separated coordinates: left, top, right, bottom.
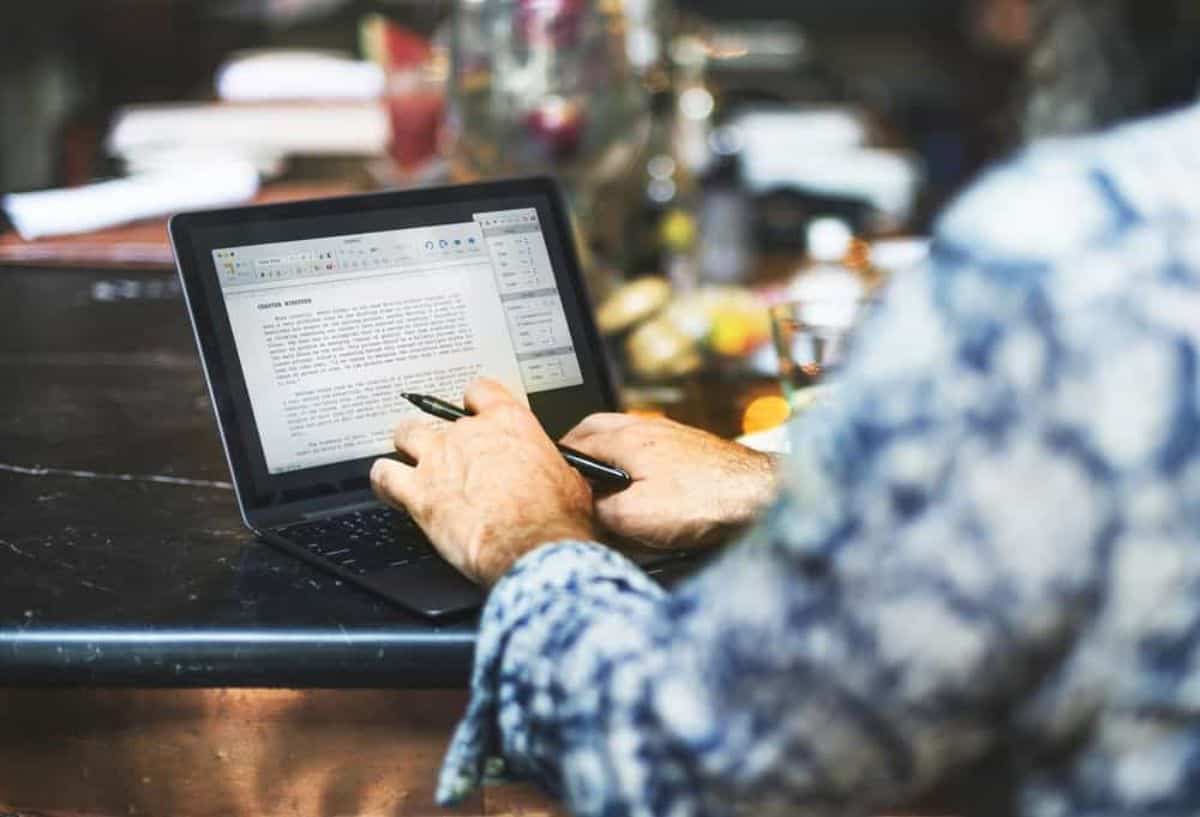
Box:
769, 297, 869, 412
446, 0, 651, 201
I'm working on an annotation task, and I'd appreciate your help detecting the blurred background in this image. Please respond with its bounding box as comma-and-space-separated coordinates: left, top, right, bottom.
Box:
1, 0, 1195, 438
2, 0, 1026, 216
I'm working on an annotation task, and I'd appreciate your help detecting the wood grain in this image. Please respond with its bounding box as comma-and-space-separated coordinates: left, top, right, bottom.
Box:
0, 688, 564, 817
0, 182, 358, 271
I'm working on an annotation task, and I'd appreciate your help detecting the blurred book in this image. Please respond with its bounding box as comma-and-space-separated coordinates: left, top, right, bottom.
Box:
216, 50, 385, 101
107, 101, 391, 175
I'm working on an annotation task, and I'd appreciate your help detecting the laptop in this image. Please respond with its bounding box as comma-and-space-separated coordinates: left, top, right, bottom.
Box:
170, 177, 689, 618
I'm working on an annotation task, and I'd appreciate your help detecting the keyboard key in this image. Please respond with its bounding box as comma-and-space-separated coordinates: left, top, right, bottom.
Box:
275, 507, 436, 576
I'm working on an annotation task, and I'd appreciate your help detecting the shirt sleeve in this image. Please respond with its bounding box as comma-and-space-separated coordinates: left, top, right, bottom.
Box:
436, 241, 1114, 816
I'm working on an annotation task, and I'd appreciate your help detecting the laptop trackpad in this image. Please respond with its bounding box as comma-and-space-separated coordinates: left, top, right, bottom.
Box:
366, 558, 484, 618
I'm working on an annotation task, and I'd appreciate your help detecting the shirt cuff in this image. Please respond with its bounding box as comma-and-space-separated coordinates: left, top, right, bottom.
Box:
436, 540, 666, 805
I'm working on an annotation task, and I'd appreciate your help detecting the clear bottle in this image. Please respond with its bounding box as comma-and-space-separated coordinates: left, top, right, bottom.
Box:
789, 217, 865, 321
780, 217, 867, 390
628, 88, 700, 286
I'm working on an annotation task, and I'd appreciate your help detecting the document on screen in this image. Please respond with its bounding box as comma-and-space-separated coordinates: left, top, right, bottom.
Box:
215, 221, 527, 474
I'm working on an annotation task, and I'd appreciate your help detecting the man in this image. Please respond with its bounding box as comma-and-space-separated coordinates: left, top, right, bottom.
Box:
1021, 0, 1200, 139
368, 6, 1200, 816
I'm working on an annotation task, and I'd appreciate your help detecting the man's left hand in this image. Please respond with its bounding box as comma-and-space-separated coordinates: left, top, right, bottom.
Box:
370, 379, 596, 586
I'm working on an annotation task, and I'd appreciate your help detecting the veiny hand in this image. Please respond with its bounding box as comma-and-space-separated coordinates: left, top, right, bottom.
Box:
560, 414, 778, 550
370, 379, 595, 586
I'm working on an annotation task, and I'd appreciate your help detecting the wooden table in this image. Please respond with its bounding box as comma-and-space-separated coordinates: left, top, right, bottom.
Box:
0, 250, 779, 817
0, 174, 805, 815
0, 689, 565, 817
0, 258, 574, 817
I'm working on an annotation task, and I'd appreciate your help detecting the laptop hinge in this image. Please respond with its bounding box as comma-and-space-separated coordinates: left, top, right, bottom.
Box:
297, 498, 384, 521
249, 488, 384, 530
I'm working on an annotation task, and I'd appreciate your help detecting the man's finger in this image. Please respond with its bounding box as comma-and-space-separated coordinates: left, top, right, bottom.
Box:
464, 377, 518, 414
369, 458, 417, 511
560, 413, 638, 446
393, 417, 446, 460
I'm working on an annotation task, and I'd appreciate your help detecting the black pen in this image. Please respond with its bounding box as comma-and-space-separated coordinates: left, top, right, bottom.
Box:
401, 392, 632, 489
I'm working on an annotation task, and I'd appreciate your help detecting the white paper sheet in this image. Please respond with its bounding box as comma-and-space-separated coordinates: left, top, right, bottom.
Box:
217, 51, 385, 101
3, 162, 260, 240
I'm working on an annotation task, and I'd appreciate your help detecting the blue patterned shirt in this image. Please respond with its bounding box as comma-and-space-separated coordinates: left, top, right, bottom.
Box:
437, 104, 1200, 817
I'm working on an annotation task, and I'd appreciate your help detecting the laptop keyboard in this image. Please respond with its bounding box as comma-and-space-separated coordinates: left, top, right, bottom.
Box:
275, 507, 437, 576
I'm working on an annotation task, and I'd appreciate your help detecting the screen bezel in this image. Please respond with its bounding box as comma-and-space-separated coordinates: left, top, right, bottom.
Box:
170, 177, 619, 530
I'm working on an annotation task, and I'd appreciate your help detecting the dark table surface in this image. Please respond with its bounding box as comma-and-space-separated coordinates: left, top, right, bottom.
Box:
0, 264, 479, 687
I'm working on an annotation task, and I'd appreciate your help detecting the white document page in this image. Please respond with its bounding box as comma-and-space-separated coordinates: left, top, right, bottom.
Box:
216, 221, 525, 474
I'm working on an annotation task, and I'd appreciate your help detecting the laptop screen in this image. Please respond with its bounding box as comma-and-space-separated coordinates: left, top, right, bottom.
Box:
212, 207, 583, 475
173, 180, 615, 519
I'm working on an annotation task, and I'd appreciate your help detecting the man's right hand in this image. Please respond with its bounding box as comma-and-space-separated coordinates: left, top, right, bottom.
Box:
560, 414, 778, 550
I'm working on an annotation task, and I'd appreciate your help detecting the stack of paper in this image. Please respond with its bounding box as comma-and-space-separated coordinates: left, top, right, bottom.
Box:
216, 51, 385, 101
108, 101, 390, 165
3, 162, 260, 241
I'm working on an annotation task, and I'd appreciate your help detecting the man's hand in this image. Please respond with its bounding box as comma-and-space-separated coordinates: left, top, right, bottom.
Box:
560, 414, 777, 550
370, 379, 595, 587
